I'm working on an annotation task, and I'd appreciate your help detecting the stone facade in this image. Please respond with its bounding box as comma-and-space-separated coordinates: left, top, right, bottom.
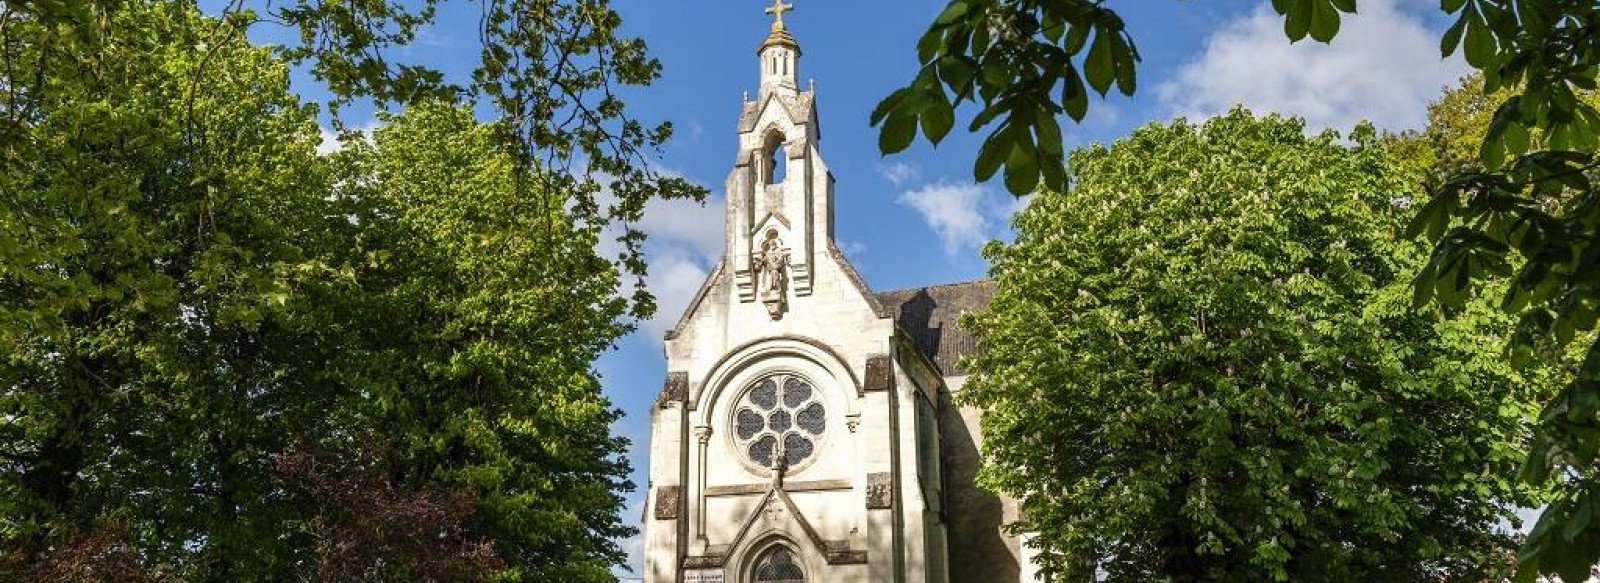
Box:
641, 8, 1035, 582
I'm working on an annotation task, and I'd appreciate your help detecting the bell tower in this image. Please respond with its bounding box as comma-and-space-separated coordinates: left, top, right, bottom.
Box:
727, 0, 832, 320
643, 3, 1015, 582
758, 0, 799, 91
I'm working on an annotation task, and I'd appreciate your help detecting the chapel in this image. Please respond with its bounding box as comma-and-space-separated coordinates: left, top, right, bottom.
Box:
640, 3, 1038, 582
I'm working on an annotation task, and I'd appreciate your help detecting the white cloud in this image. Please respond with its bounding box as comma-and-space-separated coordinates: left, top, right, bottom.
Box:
593, 167, 726, 338
611, 499, 647, 579
877, 161, 922, 186
1158, 0, 1470, 132
897, 181, 994, 256
316, 127, 342, 156
315, 119, 382, 155
839, 240, 867, 258
637, 193, 725, 260
641, 246, 711, 339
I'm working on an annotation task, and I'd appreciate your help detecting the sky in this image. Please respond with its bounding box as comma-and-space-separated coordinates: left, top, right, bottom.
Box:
213, 0, 1474, 576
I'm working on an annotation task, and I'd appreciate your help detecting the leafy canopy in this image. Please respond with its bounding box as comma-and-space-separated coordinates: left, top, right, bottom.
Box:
888, 2, 1600, 578
962, 110, 1553, 582
876, 0, 1595, 199
1, 2, 643, 580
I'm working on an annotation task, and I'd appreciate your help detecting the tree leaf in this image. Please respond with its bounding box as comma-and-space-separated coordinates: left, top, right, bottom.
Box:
1309, 0, 1341, 42
880, 112, 919, 154
922, 98, 956, 145
1084, 28, 1115, 95
975, 125, 1013, 181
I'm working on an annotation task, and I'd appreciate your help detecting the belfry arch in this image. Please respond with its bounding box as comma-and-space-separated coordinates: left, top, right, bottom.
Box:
763, 130, 788, 184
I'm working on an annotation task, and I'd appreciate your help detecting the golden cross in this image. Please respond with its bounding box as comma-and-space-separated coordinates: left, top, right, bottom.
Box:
764, 0, 794, 25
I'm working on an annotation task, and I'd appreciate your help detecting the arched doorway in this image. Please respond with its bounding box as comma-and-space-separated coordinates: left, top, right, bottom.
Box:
751, 545, 806, 583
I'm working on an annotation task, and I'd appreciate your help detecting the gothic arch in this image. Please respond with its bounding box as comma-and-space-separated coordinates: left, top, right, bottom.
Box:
731, 533, 823, 583
745, 540, 809, 583
689, 335, 861, 417
761, 127, 788, 184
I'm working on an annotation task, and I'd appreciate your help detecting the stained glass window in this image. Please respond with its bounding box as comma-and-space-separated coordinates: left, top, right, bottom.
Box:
731, 374, 825, 470
782, 377, 811, 407
753, 546, 805, 582
768, 410, 792, 433
782, 432, 812, 465
796, 402, 825, 435
737, 409, 766, 440
750, 379, 778, 410
749, 435, 776, 468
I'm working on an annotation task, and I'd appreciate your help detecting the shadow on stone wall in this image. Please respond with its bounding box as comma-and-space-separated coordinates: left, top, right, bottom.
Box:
896, 289, 943, 367
939, 392, 1018, 583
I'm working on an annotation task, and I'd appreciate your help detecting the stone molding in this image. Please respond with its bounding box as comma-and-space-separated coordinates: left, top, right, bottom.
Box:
689, 335, 864, 410
825, 549, 869, 565
654, 485, 682, 520
704, 479, 851, 497
682, 554, 726, 569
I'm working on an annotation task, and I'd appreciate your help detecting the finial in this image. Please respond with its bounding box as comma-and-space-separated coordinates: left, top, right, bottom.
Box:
765, 0, 794, 30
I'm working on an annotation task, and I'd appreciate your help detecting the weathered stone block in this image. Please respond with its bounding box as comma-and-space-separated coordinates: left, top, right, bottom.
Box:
865, 472, 893, 509
654, 485, 682, 520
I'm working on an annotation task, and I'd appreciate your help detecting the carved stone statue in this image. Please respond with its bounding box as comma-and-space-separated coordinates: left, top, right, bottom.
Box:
754, 229, 789, 319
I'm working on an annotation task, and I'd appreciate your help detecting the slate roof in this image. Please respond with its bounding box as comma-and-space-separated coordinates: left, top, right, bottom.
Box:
875, 280, 995, 376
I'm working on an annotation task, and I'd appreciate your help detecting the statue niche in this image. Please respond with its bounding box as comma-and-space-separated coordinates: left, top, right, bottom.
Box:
754, 229, 789, 319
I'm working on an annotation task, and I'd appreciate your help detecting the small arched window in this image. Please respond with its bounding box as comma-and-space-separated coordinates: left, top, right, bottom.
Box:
752, 545, 806, 583
763, 132, 788, 185
771, 145, 787, 183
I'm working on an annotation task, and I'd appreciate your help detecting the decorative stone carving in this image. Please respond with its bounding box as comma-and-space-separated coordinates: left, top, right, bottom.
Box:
761, 496, 787, 523
864, 354, 892, 392
866, 472, 894, 509
846, 412, 861, 434
654, 485, 682, 520
753, 229, 789, 319
693, 425, 713, 444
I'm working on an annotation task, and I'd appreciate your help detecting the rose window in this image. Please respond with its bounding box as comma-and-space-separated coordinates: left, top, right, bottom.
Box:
733, 375, 826, 470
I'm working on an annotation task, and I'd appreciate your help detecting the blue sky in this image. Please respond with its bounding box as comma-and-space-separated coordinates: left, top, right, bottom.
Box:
214, 0, 1472, 575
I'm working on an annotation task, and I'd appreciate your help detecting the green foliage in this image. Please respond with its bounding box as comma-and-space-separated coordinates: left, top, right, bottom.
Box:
963, 110, 1552, 582
330, 103, 636, 582
1, 2, 336, 576
894, 0, 1600, 576
872, 0, 1358, 197
1405, 74, 1600, 582
879, 1, 1597, 195
0, 2, 638, 580
267, 0, 704, 292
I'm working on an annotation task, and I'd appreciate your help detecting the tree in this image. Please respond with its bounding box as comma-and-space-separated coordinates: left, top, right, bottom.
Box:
323, 102, 638, 582
1, 3, 637, 580
1, 2, 339, 577
961, 110, 1553, 582
885, 2, 1600, 577
1404, 75, 1600, 582
875, 1, 1596, 199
